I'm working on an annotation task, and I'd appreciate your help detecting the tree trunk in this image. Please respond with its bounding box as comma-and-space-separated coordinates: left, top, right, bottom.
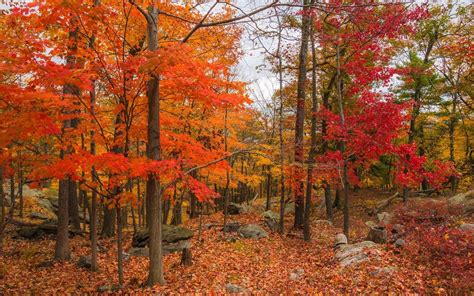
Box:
18, 168, 23, 218
101, 206, 116, 237
143, 4, 165, 286
265, 172, 271, 211
68, 180, 81, 232
294, 0, 311, 228
116, 205, 124, 286
0, 166, 5, 255
55, 177, 70, 260
304, 27, 318, 241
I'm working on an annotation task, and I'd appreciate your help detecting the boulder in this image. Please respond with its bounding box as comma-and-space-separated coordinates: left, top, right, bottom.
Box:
129, 247, 149, 257
448, 190, 474, 214
376, 212, 392, 226
335, 241, 380, 267
262, 211, 279, 232
334, 233, 348, 248
224, 221, 241, 232
284, 202, 295, 214
289, 268, 304, 281
369, 266, 398, 276
163, 240, 191, 255
15, 221, 80, 239
367, 226, 387, 244
238, 224, 268, 239
77, 256, 92, 269
459, 223, 474, 233
225, 283, 247, 293
394, 238, 406, 248
314, 220, 333, 226
38, 198, 56, 214
227, 203, 249, 215
132, 225, 193, 248
29, 212, 49, 220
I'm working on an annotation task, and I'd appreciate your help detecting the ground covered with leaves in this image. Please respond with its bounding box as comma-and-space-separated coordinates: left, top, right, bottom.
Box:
1, 190, 473, 294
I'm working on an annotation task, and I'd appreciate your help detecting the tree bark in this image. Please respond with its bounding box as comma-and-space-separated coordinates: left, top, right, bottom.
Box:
304, 26, 318, 241
294, 0, 311, 228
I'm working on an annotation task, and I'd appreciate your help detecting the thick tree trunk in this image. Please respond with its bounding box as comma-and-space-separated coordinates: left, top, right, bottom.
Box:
294, 0, 311, 228
101, 206, 116, 237
144, 5, 165, 286
55, 177, 70, 260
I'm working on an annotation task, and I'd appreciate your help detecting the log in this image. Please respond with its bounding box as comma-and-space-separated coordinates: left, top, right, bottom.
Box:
374, 192, 400, 214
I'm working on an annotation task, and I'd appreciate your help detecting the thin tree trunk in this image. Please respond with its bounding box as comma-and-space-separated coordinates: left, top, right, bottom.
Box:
9, 175, 14, 219
0, 166, 5, 255
18, 168, 23, 218
336, 37, 350, 239
116, 205, 124, 286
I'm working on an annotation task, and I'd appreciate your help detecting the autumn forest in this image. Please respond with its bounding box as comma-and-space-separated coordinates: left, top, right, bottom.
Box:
0, 0, 473, 294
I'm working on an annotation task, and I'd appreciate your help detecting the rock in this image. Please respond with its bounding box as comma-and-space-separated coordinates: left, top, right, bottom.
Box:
335, 241, 379, 267
459, 223, 474, 232
35, 260, 54, 269
334, 233, 348, 248
132, 225, 193, 248
365, 221, 377, 229
16, 226, 42, 239
377, 212, 392, 226
314, 220, 333, 226
163, 240, 191, 255
367, 226, 387, 244
225, 283, 246, 293
29, 212, 49, 220
262, 211, 279, 232
238, 224, 268, 239
224, 221, 241, 232
262, 210, 279, 222
129, 247, 149, 257
448, 190, 474, 214
284, 202, 295, 214
391, 224, 405, 234
394, 238, 406, 248
227, 203, 249, 215
37, 198, 56, 214
289, 268, 304, 281
77, 256, 92, 269
369, 266, 398, 276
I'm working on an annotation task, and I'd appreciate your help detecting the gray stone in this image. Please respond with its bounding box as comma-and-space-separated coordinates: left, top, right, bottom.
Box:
224, 221, 241, 232
394, 238, 406, 248
459, 223, 474, 232
284, 202, 295, 214
365, 221, 377, 229
290, 268, 304, 280
314, 220, 333, 226
227, 203, 250, 215
29, 212, 49, 220
163, 240, 191, 255
262, 211, 279, 222
448, 190, 474, 214
38, 198, 56, 213
129, 247, 149, 257
132, 225, 193, 247
335, 241, 379, 267
377, 212, 392, 226
225, 283, 246, 293
238, 224, 268, 239
334, 233, 348, 248
369, 266, 398, 276
77, 256, 92, 269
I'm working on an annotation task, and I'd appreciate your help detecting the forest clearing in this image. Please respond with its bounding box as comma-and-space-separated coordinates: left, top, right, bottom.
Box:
0, 0, 473, 294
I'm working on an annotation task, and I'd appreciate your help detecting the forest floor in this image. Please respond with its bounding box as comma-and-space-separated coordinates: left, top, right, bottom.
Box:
0, 189, 473, 294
